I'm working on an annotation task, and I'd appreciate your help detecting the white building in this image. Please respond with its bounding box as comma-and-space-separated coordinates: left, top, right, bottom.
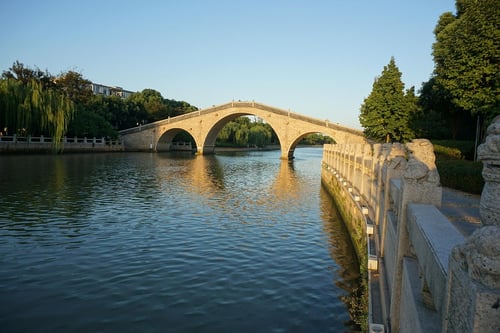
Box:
90, 83, 135, 99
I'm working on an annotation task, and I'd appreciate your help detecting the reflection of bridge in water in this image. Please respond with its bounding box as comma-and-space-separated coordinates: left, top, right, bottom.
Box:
155, 153, 305, 205
119, 101, 367, 160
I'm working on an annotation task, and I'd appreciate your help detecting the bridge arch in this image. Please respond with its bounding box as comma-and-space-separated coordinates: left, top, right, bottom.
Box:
119, 101, 367, 159
282, 130, 335, 160
156, 128, 199, 152
201, 112, 286, 156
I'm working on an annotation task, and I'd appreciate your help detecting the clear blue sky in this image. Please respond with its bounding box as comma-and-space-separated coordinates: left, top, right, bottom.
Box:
0, 0, 455, 129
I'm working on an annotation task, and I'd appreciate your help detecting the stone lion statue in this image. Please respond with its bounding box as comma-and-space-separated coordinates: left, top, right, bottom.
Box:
404, 139, 440, 184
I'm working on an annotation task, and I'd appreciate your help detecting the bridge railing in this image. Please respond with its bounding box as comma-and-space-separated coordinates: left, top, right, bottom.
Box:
170, 141, 193, 151
321, 116, 500, 333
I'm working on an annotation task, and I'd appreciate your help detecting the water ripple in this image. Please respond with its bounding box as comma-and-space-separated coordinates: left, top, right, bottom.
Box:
0, 149, 360, 333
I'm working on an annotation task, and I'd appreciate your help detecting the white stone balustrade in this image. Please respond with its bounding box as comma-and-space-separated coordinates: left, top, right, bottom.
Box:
321, 118, 500, 332
0, 135, 123, 152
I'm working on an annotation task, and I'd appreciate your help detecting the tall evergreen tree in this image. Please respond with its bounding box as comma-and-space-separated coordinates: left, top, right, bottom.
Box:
359, 57, 415, 143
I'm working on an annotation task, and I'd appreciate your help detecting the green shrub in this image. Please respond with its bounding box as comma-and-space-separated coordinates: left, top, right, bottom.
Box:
432, 140, 475, 160
432, 140, 484, 194
436, 158, 484, 194
433, 144, 464, 160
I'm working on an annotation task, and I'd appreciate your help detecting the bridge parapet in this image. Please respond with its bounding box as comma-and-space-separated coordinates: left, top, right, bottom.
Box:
321, 118, 500, 332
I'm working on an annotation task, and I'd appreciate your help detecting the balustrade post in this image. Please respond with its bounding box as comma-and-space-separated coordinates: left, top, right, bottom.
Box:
334, 144, 340, 172
344, 144, 351, 183
339, 145, 344, 178
328, 144, 333, 170
332, 145, 336, 170
323, 144, 329, 167
371, 144, 383, 210
328, 145, 333, 168
444, 116, 500, 332
361, 144, 372, 200
340, 145, 347, 178
354, 144, 363, 193
348, 145, 354, 184
379, 143, 407, 258
349, 144, 356, 186
389, 139, 442, 333
335, 144, 340, 172
345, 144, 351, 180
336, 145, 342, 176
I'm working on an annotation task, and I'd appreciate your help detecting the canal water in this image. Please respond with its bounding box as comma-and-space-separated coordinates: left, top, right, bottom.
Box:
0, 148, 361, 333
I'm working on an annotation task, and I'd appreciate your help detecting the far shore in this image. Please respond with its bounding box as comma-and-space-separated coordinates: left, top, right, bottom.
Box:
214, 144, 323, 153
0, 142, 324, 154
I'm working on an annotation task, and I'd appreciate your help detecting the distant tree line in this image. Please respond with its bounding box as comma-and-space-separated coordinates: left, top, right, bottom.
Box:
8, 0, 495, 152
216, 117, 276, 147
359, 0, 499, 144
0, 61, 198, 141
215, 116, 334, 148
0, 61, 335, 149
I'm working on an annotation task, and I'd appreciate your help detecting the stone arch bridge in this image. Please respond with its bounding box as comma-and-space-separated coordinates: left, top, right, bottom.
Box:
119, 101, 367, 159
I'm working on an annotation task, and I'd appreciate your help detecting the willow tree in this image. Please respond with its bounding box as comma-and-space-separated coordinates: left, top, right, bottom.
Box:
248, 123, 272, 147
0, 77, 75, 150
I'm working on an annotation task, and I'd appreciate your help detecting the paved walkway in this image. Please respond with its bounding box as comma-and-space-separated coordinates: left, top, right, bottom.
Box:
439, 187, 481, 237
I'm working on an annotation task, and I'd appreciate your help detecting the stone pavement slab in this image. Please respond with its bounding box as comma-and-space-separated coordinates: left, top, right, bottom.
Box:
440, 187, 481, 237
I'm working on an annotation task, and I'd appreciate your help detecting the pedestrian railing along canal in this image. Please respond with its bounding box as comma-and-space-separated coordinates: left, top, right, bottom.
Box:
0, 135, 123, 152
321, 116, 500, 333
